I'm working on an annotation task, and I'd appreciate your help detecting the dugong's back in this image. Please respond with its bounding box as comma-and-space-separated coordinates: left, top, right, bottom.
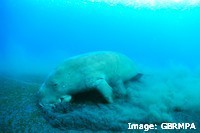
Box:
62, 51, 138, 81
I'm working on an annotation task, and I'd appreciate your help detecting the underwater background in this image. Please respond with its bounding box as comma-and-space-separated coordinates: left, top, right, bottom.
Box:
1, 0, 200, 132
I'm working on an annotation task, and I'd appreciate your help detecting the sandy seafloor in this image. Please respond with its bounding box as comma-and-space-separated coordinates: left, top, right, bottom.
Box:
0, 72, 200, 133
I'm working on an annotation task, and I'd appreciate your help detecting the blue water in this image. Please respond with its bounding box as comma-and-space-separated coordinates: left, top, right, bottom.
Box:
1, 0, 200, 75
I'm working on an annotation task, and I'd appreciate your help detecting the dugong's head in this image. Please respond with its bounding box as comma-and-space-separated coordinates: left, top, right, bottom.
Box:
38, 69, 71, 109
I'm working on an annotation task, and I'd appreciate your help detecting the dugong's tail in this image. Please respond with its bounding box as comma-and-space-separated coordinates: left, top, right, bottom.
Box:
131, 73, 143, 81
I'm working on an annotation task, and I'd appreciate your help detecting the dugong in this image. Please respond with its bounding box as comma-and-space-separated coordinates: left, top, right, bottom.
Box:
38, 51, 141, 108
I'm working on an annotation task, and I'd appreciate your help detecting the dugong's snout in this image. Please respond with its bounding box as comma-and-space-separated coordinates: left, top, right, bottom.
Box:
39, 100, 57, 110
38, 97, 62, 110
37, 85, 62, 109
38, 82, 72, 110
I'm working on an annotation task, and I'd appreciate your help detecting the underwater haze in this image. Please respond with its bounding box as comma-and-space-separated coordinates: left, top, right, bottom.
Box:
1, 0, 200, 132
1, 0, 200, 75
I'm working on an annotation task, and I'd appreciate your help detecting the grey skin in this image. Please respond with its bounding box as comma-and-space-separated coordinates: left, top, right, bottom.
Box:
38, 51, 141, 109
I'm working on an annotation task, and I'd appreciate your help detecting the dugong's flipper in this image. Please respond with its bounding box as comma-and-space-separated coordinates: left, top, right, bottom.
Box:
95, 79, 113, 103
115, 80, 127, 97
86, 77, 113, 103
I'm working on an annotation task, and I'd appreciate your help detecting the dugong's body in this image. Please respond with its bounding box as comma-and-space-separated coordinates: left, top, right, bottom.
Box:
38, 51, 141, 108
